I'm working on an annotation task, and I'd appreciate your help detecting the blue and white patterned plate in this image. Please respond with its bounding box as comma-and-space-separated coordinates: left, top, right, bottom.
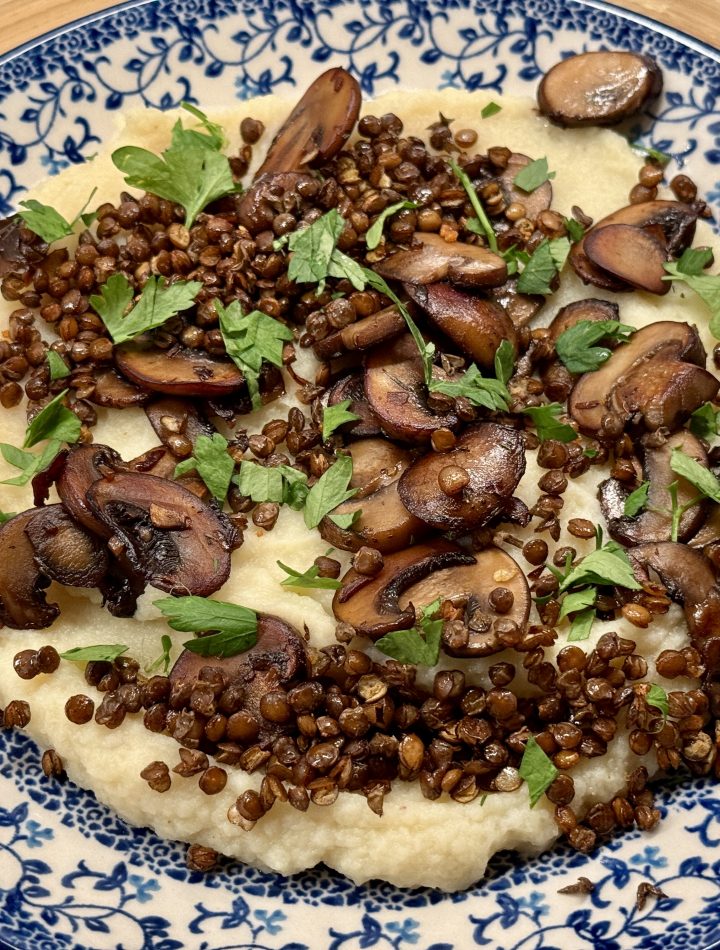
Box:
1, 1, 720, 948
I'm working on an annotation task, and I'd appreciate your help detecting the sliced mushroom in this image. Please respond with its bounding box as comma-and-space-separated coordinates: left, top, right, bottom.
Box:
314, 305, 406, 360
89, 369, 151, 409
611, 358, 719, 431
583, 224, 669, 295
326, 374, 382, 438
374, 232, 508, 289
547, 298, 620, 343
145, 397, 216, 453
55, 443, 126, 536
487, 278, 544, 328
170, 613, 307, 740
398, 546, 530, 657
0, 215, 46, 276
364, 333, 458, 443
253, 68, 361, 179
538, 51, 662, 127
398, 422, 526, 531
333, 540, 476, 638
127, 446, 209, 500
115, 344, 246, 397
599, 431, 709, 545
568, 320, 707, 435
405, 282, 517, 368
86, 472, 236, 596
25, 504, 109, 588
496, 153, 553, 220
319, 438, 426, 553
0, 510, 60, 629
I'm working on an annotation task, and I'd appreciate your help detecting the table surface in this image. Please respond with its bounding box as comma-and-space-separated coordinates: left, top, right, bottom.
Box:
0, 0, 717, 56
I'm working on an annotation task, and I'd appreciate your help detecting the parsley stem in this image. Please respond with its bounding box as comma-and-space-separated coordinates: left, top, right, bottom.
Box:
449, 159, 499, 254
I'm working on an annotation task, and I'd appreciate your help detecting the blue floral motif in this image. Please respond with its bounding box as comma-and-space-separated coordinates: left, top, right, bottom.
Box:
1, 1, 720, 948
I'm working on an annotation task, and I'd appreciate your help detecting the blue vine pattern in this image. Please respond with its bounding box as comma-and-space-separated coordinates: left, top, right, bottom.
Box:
1, 0, 720, 947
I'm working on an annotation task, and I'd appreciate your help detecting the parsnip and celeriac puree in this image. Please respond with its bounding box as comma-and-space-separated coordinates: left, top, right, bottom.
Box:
0, 60, 719, 891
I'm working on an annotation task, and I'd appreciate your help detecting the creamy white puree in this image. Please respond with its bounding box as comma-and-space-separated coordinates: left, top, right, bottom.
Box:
0, 90, 716, 889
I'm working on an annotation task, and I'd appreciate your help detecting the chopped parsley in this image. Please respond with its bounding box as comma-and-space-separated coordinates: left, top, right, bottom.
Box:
376, 600, 443, 666
154, 596, 258, 658
234, 460, 308, 510
663, 247, 720, 337
522, 403, 577, 443
60, 645, 129, 663
90, 273, 202, 345
555, 320, 635, 374
519, 736, 558, 807
277, 555, 342, 591
303, 454, 358, 530
18, 188, 97, 244
174, 433, 235, 502
513, 157, 556, 193
365, 200, 418, 250
322, 399, 360, 440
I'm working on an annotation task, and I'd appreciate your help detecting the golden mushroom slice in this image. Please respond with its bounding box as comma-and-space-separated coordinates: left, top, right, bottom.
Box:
374, 232, 508, 289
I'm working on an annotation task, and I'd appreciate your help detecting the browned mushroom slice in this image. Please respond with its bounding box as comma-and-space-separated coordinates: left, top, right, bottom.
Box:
538, 51, 662, 127
568, 320, 707, 435
326, 374, 382, 438
398, 422, 526, 532
629, 542, 720, 672
86, 472, 236, 596
599, 431, 709, 545
126, 446, 210, 501
115, 344, 247, 397
319, 438, 426, 553
405, 282, 517, 368
487, 278, 544, 328
374, 232, 508, 289
611, 358, 719, 431
254, 68, 361, 178
547, 298, 620, 343
397, 546, 530, 657
237, 171, 317, 232
0, 215, 47, 276
145, 397, 216, 454
314, 305, 406, 360
497, 153, 552, 220
583, 224, 670, 295
364, 334, 458, 443
25, 504, 109, 588
333, 540, 476, 638
55, 443, 126, 536
89, 369, 151, 409
0, 510, 60, 629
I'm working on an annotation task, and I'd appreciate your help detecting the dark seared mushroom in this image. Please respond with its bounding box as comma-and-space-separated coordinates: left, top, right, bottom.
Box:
55, 443, 126, 536
364, 333, 458, 443
0, 215, 47, 276
25, 504, 110, 588
86, 472, 237, 596
326, 374, 382, 439
487, 278, 544, 328
333, 540, 476, 638
0, 510, 60, 629
547, 298, 620, 343
127, 446, 209, 500
319, 438, 426, 553
405, 282, 517, 368
397, 422, 525, 531
314, 305, 406, 360
568, 320, 708, 435
599, 431, 709, 545
496, 153, 552, 220
538, 51, 662, 127
115, 344, 247, 398
89, 369, 151, 409
583, 224, 670, 295
611, 358, 719, 431
570, 200, 697, 291
253, 68, 361, 179
374, 232, 507, 289
398, 546, 530, 657
629, 543, 720, 672
145, 397, 216, 454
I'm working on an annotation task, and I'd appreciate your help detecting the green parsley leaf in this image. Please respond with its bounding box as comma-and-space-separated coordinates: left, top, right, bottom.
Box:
329, 509, 362, 529
154, 596, 258, 657
583, 447, 599, 459
112, 109, 237, 228
513, 157, 556, 193
516, 237, 571, 295
670, 246, 713, 276
173, 433, 234, 502
670, 447, 720, 503
481, 101, 502, 119
365, 200, 418, 250
564, 217, 586, 243
376, 601, 443, 666
646, 683, 669, 719
322, 399, 360, 440
567, 608, 596, 642
689, 402, 720, 439
555, 320, 636, 374
0, 510, 16, 524
283, 208, 365, 294
277, 558, 342, 590
46, 350, 70, 381
494, 338, 515, 386
663, 251, 720, 337
519, 735, 558, 807
631, 142, 672, 166
522, 403, 577, 443
24, 390, 81, 448
90, 273, 201, 345
145, 634, 173, 675
429, 363, 510, 411
304, 454, 357, 530
624, 481, 650, 517
60, 644, 129, 663
235, 460, 308, 510
559, 545, 641, 593
18, 188, 98, 244
179, 101, 226, 150
449, 158, 498, 253
558, 587, 596, 622
0, 440, 63, 486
